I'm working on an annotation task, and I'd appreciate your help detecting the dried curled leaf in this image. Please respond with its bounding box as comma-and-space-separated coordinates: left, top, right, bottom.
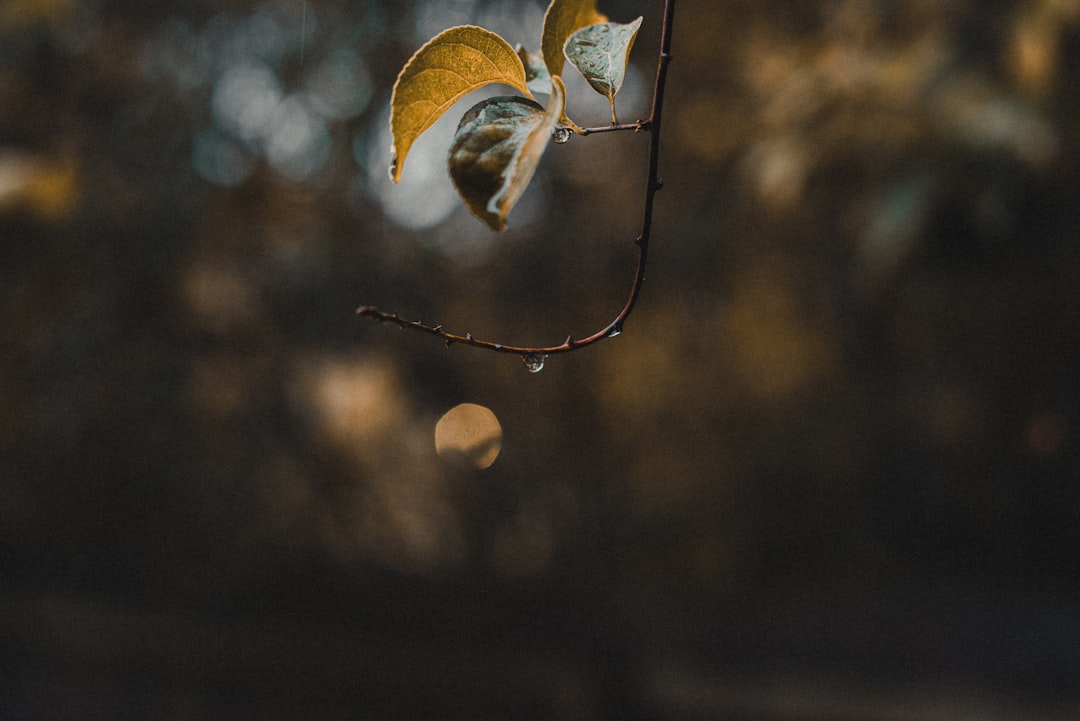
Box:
541, 0, 607, 79
390, 25, 532, 183
448, 77, 566, 231
564, 17, 643, 123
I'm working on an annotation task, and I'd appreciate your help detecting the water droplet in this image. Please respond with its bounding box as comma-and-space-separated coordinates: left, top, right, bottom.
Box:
607, 325, 622, 338
552, 127, 571, 144
521, 353, 547, 373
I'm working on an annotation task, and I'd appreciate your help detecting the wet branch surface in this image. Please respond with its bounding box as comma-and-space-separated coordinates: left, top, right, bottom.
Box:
357, 0, 676, 368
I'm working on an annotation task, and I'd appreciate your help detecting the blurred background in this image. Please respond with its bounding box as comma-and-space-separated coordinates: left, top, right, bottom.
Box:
3, 0, 1080, 718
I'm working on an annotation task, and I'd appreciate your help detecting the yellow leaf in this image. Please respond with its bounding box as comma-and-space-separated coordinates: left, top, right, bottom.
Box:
541, 0, 607, 79
448, 76, 566, 231
389, 25, 532, 183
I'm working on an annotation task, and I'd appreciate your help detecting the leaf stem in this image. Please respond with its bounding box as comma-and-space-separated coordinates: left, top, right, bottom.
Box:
358, 0, 676, 359
578, 120, 650, 135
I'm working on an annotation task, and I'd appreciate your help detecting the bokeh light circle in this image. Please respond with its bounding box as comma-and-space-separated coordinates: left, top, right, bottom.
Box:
434, 403, 503, 469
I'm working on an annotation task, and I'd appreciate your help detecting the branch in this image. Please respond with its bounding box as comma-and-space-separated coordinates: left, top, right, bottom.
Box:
358, 0, 676, 369
578, 120, 651, 135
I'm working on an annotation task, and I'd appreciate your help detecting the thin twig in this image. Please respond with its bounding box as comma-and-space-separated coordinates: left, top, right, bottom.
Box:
358, 0, 676, 361
578, 120, 650, 135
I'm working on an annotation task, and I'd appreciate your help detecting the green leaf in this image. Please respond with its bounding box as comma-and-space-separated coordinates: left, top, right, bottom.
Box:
541, 0, 607, 80
390, 25, 532, 183
564, 17, 643, 123
516, 45, 552, 95
448, 76, 566, 231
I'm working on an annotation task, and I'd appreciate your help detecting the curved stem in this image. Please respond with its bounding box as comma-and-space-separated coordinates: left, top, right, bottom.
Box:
358, 0, 676, 360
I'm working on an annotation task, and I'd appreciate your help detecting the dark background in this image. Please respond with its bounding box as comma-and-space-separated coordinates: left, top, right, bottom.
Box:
3, 0, 1080, 718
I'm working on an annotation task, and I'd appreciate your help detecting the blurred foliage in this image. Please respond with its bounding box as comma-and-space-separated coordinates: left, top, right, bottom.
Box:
3, 0, 1080, 719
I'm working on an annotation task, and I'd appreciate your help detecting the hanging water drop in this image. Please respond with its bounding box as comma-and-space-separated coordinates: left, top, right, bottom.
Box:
607, 324, 623, 338
521, 352, 547, 373
552, 127, 572, 144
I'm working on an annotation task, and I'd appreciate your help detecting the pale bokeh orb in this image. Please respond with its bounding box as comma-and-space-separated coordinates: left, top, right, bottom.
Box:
434, 403, 503, 469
